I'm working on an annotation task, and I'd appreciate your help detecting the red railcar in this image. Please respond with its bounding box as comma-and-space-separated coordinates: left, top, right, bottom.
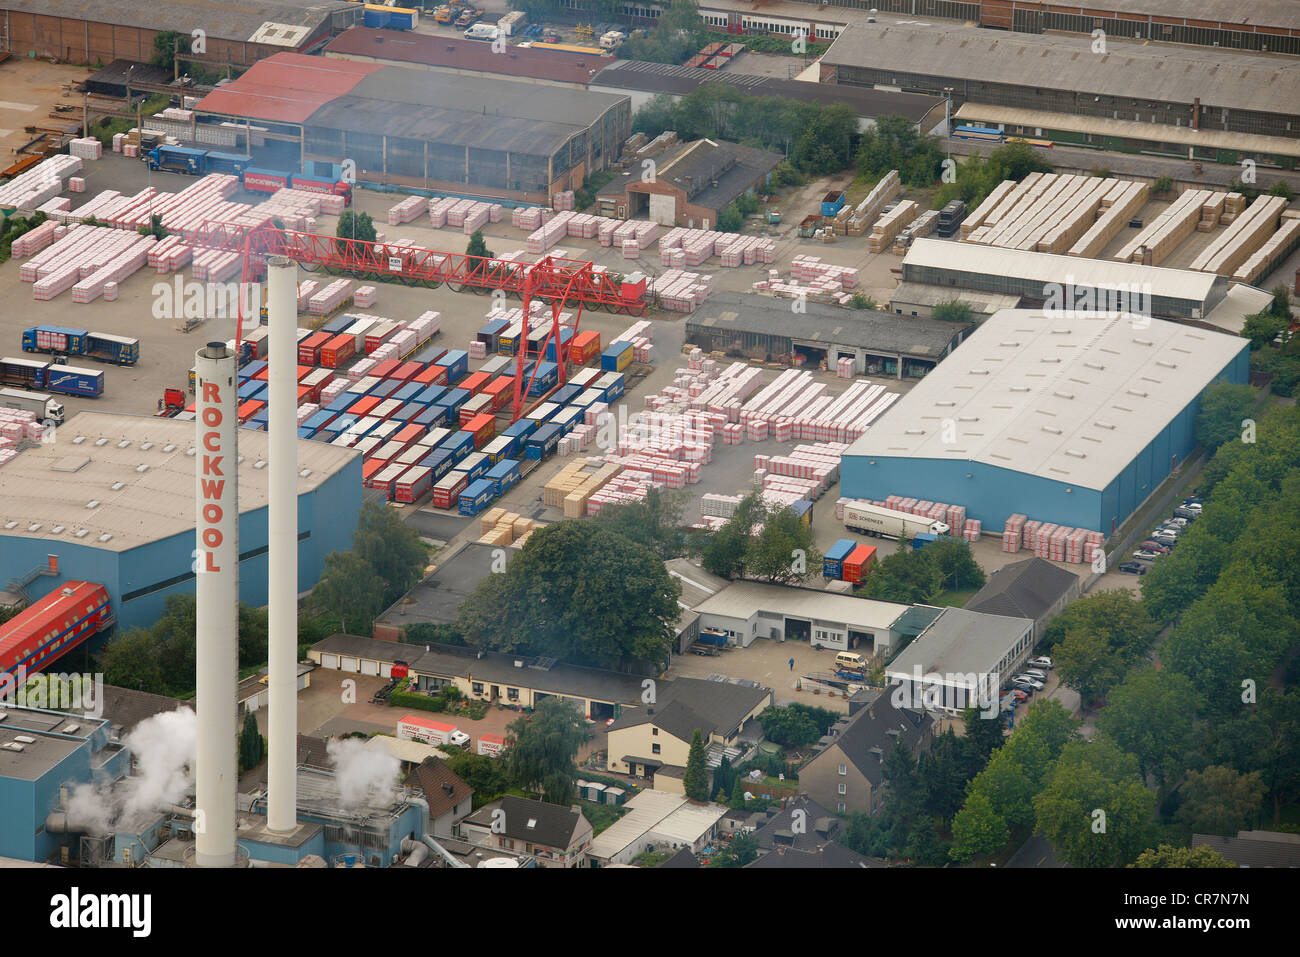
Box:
0, 581, 113, 678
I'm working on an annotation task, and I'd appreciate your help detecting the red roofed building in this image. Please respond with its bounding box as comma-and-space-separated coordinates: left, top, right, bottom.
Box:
196, 52, 384, 126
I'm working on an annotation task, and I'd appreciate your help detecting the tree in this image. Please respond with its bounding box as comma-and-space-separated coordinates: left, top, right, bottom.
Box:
441, 751, 511, 809
745, 505, 821, 585
849, 292, 877, 310
593, 486, 688, 559
1131, 844, 1236, 868
923, 537, 986, 592
717, 203, 744, 233
1033, 738, 1156, 868
1047, 590, 1158, 704
759, 707, 820, 748
857, 115, 945, 187
309, 550, 386, 635
1152, 175, 1174, 195
457, 521, 681, 670
503, 697, 586, 803
684, 729, 710, 801
1269, 283, 1294, 319
711, 831, 758, 867
949, 791, 1010, 863
239, 711, 265, 772
466, 229, 493, 260
99, 628, 165, 693
1174, 766, 1266, 836
1195, 382, 1257, 453
931, 299, 976, 323
1241, 311, 1288, 350
697, 492, 766, 580
860, 549, 943, 604
335, 210, 376, 247
150, 31, 189, 70
1096, 668, 1196, 790
352, 500, 427, 607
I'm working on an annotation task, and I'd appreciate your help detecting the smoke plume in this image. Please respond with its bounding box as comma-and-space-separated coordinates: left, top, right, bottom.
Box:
327, 737, 400, 809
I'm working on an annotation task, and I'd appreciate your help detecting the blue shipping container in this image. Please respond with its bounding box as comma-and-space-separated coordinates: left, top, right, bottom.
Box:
392, 381, 423, 405
504, 419, 537, 441
394, 401, 425, 423
524, 423, 562, 460
370, 379, 402, 401
458, 478, 496, 516
414, 405, 448, 428
596, 372, 625, 401
486, 458, 521, 495
418, 447, 457, 481
237, 380, 266, 401
441, 350, 469, 384
298, 426, 317, 440
436, 388, 470, 415
600, 342, 633, 372
304, 410, 337, 431
452, 451, 490, 481
442, 430, 476, 460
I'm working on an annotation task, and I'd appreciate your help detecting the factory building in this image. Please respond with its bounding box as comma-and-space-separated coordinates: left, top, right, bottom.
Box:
686, 291, 972, 378
841, 309, 1251, 534
0, 0, 357, 66
899, 238, 1275, 332
0, 411, 361, 632
196, 52, 632, 202
820, 21, 1300, 164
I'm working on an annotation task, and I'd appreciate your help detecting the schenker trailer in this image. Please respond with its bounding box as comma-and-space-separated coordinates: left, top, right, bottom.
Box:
843, 502, 950, 541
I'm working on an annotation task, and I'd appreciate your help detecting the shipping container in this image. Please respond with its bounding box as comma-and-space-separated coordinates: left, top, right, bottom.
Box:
304, 410, 337, 432
393, 361, 424, 382
394, 444, 428, 467
431, 471, 470, 509
321, 315, 354, 335
569, 329, 601, 365
347, 394, 382, 418
238, 379, 266, 402
237, 399, 265, 423
414, 404, 450, 428
460, 370, 491, 396
477, 318, 509, 352
297, 426, 316, 440
842, 544, 878, 584
418, 446, 457, 481
551, 383, 582, 407
458, 393, 494, 424
344, 317, 378, 351
550, 406, 584, 433
417, 427, 452, 448
300, 367, 334, 403
527, 361, 559, 397
823, 538, 856, 579
394, 401, 425, 423
394, 465, 433, 504
458, 478, 496, 516
370, 359, 401, 380
372, 462, 411, 499
569, 367, 600, 390
480, 434, 519, 464
442, 430, 476, 463
452, 451, 490, 481
242, 167, 291, 194
524, 422, 562, 460
415, 384, 447, 406
392, 422, 425, 446
600, 341, 633, 372
435, 388, 470, 416
481, 376, 513, 410
390, 381, 423, 405
480, 355, 512, 376
415, 364, 448, 386
463, 412, 496, 448
525, 401, 560, 425
441, 350, 469, 384
595, 371, 625, 401
503, 418, 537, 441
364, 320, 400, 354
372, 398, 404, 421
320, 334, 356, 368
485, 457, 521, 495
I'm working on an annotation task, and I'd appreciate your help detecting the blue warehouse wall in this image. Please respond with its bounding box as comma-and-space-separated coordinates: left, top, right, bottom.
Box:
2, 455, 363, 634
842, 338, 1251, 535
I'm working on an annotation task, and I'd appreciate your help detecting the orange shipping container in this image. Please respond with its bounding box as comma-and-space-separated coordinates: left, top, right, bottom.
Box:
348, 395, 382, 418
482, 376, 513, 409
393, 361, 424, 381
237, 399, 265, 423
362, 458, 387, 487
842, 544, 877, 583
464, 413, 496, 448
570, 329, 601, 364
393, 423, 424, 445
298, 331, 332, 365
413, 364, 448, 386
460, 371, 490, 396
320, 334, 356, 368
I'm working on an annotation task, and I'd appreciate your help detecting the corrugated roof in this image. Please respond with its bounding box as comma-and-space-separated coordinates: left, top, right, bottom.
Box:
966, 557, 1079, 622
325, 27, 604, 85
590, 60, 944, 122
902, 238, 1224, 308
886, 607, 1033, 679
196, 52, 383, 124
0, 410, 359, 551
1027, 0, 1300, 31
845, 309, 1250, 492
0, 0, 355, 42
822, 21, 1300, 114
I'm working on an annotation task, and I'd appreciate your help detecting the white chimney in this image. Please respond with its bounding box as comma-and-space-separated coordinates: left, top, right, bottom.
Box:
194, 341, 239, 867
266, 257, 300, 833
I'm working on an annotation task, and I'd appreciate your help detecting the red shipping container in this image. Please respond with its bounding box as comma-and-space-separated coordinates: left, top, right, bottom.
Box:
362, 458, 387, 487
296, 365, 312, 381
363, 320, 399, 355
297, 384, 313, 404
370, 359, 401, 379
372, 462, 411, 498
394, 465, 433, 504
413, 364, 448, 386
460, 371, 490, 396
301, 368, 334, 403
464, 413, 496, 448
237, 399, 264, 423
393, 423, 424, 445
320, 334, 356, 368
482, 376, 513, 410
842, 544, 877, 583
569, 329, 601, 364
431, 471, 469, 509
298, 331, 332, 365
392, 361, 424, 382
348, 395, 382, 418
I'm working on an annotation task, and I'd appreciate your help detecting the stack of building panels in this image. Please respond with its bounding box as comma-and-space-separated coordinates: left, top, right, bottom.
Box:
1068, 180, 1149, 258
309, 279, 353, 316
845, 170, 901, 236
1234, 216, 1300, 283
388, 195, 426, 225
1113, 189, 1216, 265
1191, 195, 1287, 276
869, 200, 919, 252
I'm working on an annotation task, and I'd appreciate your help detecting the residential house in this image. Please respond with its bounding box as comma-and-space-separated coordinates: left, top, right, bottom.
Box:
747, 843, 884, 868
1192, 830, 1300, 867
460, 795, 593, 868
402, 757, 474, 839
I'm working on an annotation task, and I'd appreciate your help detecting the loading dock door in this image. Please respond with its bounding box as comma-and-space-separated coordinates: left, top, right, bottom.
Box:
785, 617, 811, 642
339, 656, 359, 673
650, 193, 676, 226
320, 654, 339, 670
361, 659, 379, 676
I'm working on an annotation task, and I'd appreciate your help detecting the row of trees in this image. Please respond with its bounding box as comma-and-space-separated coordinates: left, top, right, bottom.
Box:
1244, 288, 1300, 398
858, 536, 986, 604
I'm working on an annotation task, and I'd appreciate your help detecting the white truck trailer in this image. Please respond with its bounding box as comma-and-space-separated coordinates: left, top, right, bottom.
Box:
843, 502, 950, 540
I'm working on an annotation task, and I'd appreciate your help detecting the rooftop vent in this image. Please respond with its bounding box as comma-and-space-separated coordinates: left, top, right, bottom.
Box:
1065, 449, 1086, 458
14, 735, 35, 744
27, 523, 41, 532
98, 533, 112, 543
60, 724, 80, 734
1083, 361, 1105, 370
1133, 337, 1153, 346
1010, 385, 1030, 392
1094, 420, 1116, 430
1155, 360, 1177, 369
110, 482, 124, 491
3, 521, 15, 530
117, 440, 130, 449
253, 460, 266, 470
51, 525, 64, 534
74, 529, 88, 538
1042, 426, 1062, 435
185, 448, 196, 457
299, 468, 313, 478
1053, 391, 1074, 400
969, 368, 989, 375
1040, 357, 1061, 363
135, 464, 149, 473
999, 341, 1020, 347
163, 444, 176, 453
1126, 389, 1149, 398
1, 743, 24, 752
71, 435, 86, 444
94, 437, 108, 446
140, 442, 153, 451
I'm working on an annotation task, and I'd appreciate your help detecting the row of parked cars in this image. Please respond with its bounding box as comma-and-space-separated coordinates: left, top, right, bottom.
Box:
1000, 655, 1053, 715
1119, 496, 1202, 574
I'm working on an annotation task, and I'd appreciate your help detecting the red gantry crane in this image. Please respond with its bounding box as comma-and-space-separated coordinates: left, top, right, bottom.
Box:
205, 221, 648, 421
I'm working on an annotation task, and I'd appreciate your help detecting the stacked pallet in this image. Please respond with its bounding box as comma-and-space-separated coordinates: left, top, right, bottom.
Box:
1113, 189, 1217, 265
190, 248, 241, 283
72, 235, 155, 303
1234, 216, 1300, 283
477, 508, 538, 546
0, 155, 82, 211
297, 280, 320, 311
11, 220, 59, 258
512, 206, 553, 230
1002, 513, 1025, 552
868, 200, 919, 252
1190, 195, 1288, 276
960, 179, 1019, 238
544, 458, 623, 516
894, 209, 940, 252
738, 370, 899, 442
652, 268, 713, 313
146, 235, 192, 273
525, 210, 575, 253
1068, 180, 1149, 258
309, 279, 353, 315
387, 195, 426, 225
843, 170, 902, 236
552, 190, 575, 211
69, 137, 103, 161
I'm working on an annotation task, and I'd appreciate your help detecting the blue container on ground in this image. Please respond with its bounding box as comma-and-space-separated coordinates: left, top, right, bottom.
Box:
419, 446, 457, 481
237, 380, 266, 401
321, 315, 353, 335
504, 419, 536, 441
441, 349, 469, 384
600, 341, 633, 371
458, 478, 496, 516
392, 381, 423, 405
370, 379, 402, 401
823, 538, 855, 578
551, 383, 582, 406
435, 387, 470, 417
394, 401, 424, 423
242, 360, 267, 379
305, 410, 337, 431
452, 451, 489, 482
414, 404, 448, 428
486, 458, 521, 495
524, 422, 562, 460
416, 384, 447, 406
595, 371, 625, 401
442, 430, 475, 461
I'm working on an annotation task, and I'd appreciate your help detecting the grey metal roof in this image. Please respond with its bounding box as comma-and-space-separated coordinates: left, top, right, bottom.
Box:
966, 557, 1079, 623
591, 60, 944, 122
1192, 830, 1300, 868
810, 694, 931, 786
465, 795, 585, 848
886, 607, 1033, 679
687, 292, 970, 361
606, 676, 770, 741
1083, 0, 1300, 30
844, 308, 1250, 492
0, 0, 354, 42
822, 21, 1300, 114
747, 843, 884, 868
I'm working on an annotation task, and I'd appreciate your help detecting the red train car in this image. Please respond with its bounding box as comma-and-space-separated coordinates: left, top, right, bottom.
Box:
0, 581, 113, 678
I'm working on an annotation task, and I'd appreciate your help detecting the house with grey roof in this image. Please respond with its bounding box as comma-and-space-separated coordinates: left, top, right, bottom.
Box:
1192, 830, 1300, 868
460, 795, 593, 868
747, 842, 883, 869
966, 557, 1081, 643
403, 757, 474, 839
798, 693, 933, 816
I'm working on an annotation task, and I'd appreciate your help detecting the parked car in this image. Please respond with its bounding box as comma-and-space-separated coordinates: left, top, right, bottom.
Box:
1133, 549, 1164, 562
1166, 516, 1190, 528
1013, 675, 1046, 692
1172, 507, 1199, 521
1182, 496, 1203, 506
1151, 536, 1179, 550
1027, 656, 1053, 670
1119, 561, 1148, 575
1138, 540, 1171, 554
1001, 697, 1020, 714
1021, 669, 1050, 683
1002, 688, 1029, 702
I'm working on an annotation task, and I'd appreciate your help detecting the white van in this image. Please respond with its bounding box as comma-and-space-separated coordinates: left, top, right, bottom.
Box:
834, 652, 867, 671
465, 23, 500, 41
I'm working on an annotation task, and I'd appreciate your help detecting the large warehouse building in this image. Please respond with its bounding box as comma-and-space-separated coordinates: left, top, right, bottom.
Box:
196, 52, 631, 201
840, 309, 1250, 534
820, 21, 1300, 167
0, 412, 361, 631
0, 0, 356, 66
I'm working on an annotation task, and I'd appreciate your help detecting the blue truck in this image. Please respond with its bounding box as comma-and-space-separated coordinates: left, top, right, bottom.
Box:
0, 356, 104, 397
22, 327, 139, 365
145, 145, 253, 176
